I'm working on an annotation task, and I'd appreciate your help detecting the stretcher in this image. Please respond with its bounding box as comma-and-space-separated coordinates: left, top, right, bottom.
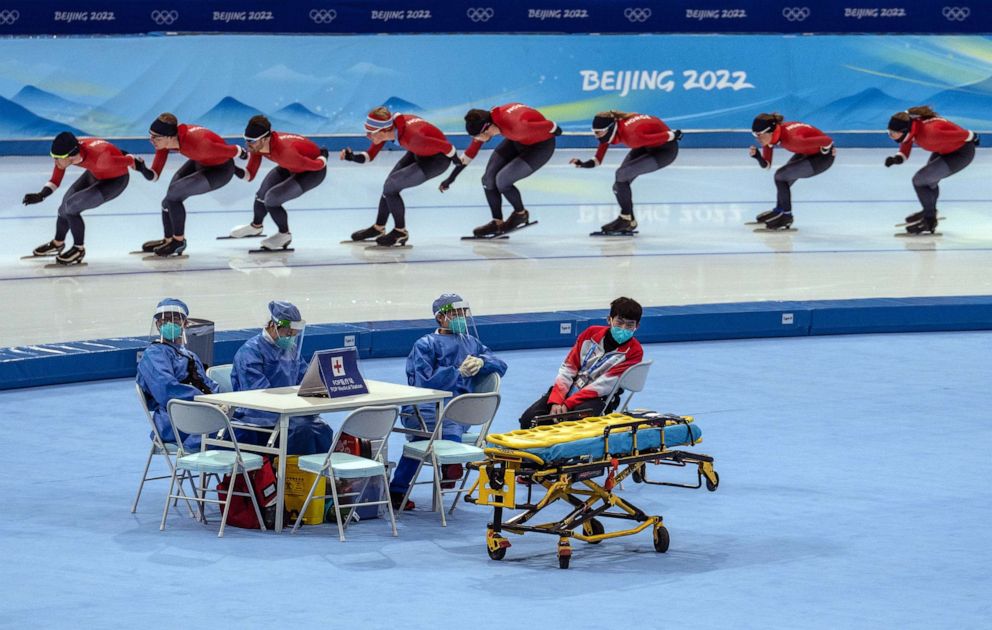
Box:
465, 411, 718, 568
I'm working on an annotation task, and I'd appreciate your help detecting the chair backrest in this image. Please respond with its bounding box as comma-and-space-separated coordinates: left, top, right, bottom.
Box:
474, 372, 501, 394
167, 399, 230, 438
206, 364, 234, 394
135, 382, 168, 444
440, 391, 501, 428
617, 360, 653, 393
338, 405, 400, 442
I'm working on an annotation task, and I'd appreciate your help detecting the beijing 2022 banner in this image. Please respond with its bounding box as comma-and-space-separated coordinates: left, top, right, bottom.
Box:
0, 34, 990, 141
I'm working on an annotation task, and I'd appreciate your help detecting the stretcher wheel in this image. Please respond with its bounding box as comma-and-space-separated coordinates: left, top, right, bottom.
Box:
558, 555, 570, 569
487, 546, 507, 561
705, 472, 720, 492
582, 518, 605, 543
653, 524, 670, 553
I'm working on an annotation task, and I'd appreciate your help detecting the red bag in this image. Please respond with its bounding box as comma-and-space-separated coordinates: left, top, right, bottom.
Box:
335, 433, 372, 458
216, 456, 278, 529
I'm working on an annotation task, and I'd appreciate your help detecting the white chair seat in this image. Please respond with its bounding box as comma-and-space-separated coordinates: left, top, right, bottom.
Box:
176, 450, 263, 475
298, 452, 385, 479
154, 441, 180, 455
461, 432, 479, 445
403, 439, 484, 465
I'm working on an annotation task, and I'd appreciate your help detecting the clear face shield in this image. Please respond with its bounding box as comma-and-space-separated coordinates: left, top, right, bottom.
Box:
152, 307, 188, 345
437, 299, 479, 349
268, 315, 306, 363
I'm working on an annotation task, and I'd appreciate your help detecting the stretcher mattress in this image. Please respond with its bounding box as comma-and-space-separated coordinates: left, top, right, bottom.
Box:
487, 413, 702, 462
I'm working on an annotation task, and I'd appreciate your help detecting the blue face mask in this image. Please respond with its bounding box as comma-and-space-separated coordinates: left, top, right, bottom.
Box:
160, 322, 183, 341
449, 316, 468, 334
275, 335, 297, 351
611, 326, 635, 345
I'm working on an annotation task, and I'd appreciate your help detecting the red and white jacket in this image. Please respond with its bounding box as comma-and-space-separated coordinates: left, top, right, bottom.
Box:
594, 114, 675, 165
46, 138, 135, 190
244, 131, 326, 182
149, 124, 240, 180
548, 325, 644, 408
358, 114, 456, 162
760, 122, 833, 168
464, 103, 558, 161
897, 117, 973, 159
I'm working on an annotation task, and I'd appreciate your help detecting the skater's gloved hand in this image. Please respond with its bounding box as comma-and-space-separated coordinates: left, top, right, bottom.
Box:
972, 134, 981, 146
820, 144, 835, 155
749, 146, 769, 169
237, 146, 249, 160
672, 129, 683, 142
119, 150, 130, 156
132, 157, 155, 181
450, 153, 464, 166
552, 124, 563, 136
22, 188, 52, 205
318, 147, 329, 159
569, 158, 596, 169
458, 355, 484, 377
439, 177, 454, 192
884, 154, 905, 167
233, 165, 246, 179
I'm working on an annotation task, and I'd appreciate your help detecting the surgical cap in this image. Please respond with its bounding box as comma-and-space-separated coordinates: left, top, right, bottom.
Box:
432, 293, 464, 317
269, 300, 302, 323
155, 297, 189, 319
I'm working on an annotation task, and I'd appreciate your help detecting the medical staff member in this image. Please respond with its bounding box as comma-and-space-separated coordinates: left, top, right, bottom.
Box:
231, 301, 333, 455
136, 298, 219, 449
518, 297, 644, 429
389, 293, 507, 510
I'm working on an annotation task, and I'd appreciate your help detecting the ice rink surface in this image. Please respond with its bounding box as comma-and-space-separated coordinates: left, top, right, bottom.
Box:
1, 147, 990, 345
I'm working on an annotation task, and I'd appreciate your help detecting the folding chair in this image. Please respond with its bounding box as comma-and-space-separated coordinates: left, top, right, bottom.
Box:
161, 400, 266, 537
462, 372, 501, 445
397, 391, 501, 526
291, 405, 400, 541
603, 360, 654, 413
206, 364, 233, 394
132, 383, 195, 516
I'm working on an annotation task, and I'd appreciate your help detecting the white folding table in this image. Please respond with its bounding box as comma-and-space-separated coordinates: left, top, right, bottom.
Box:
195, 380, 451, 532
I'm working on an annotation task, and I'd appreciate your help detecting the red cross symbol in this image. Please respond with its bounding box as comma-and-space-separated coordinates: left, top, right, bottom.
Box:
331, 356, 345, 377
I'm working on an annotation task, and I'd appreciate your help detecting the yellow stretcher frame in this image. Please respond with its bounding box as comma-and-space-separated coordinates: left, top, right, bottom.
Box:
465, 415, 718, 569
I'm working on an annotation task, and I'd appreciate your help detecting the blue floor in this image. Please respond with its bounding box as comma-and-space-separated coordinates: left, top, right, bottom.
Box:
1, 332, 990, 628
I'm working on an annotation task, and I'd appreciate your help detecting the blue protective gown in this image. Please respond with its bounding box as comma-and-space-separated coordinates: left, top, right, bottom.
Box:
231, 332, 333, 456
136, 341, 219, 450
391, 331, 508, 494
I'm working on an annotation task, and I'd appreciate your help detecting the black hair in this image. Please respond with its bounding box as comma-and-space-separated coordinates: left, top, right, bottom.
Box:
464, 109, 493, 136
609, 296, 642, 322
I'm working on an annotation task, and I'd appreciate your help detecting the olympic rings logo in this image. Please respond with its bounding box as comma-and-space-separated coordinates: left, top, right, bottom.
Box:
0, 9, 20, 25
623, 8, 651, 22
150, 10, 179, 26
466, 7, 494, 22
781, 6, 811, 21
309, 8, 337, 23
942, 6, 970, 21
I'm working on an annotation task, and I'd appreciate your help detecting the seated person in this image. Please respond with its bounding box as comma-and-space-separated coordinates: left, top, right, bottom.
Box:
390, 293, 508, 510
519, 296, 643, 429
231, 300, 333, 455
136, 298, 219, 450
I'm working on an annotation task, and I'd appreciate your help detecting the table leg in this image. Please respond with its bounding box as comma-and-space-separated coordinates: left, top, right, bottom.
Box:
275, 413, 289, 532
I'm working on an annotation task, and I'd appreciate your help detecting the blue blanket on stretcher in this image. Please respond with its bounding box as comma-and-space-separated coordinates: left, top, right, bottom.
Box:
521, 423, 702, 463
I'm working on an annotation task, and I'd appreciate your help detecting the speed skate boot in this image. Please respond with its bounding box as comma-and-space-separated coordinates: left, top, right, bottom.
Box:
472, 219, 503, 238
600, 214, 638, 234
55, 245, 85, 265
351, 225, 385, 242
501, 209, 530, 233
763, 210, 794, 230
755, 207, 783, 223
905, 215, 938, 235
374, 229, 409, 247
260, 231, 292, 250
154, 239, 187, 257
141, 238, 169, 252
229, 223, 264, 238
32, 240, 64, 257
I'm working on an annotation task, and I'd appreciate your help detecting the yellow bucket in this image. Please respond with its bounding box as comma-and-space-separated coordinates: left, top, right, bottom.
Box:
276, 456, 325, 526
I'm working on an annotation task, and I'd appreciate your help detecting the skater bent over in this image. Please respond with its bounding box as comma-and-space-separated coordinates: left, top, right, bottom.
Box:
571, 111, 681, 235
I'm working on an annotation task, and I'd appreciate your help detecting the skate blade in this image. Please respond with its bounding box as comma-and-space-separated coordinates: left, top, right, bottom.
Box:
461, 234, 509, 241
590, 230, 638, 237
249, 247, 295, 254
744, 221, 765, 226
365, 244, 412, 250
894, 232, 942, 238
216, 234, 266, 240
753, 227, 797, 233
340, 239, 377, 245
894, 216, 945, 227
142, 254, 189, 261
21, 254, 57, 260
44, 262, 88, 269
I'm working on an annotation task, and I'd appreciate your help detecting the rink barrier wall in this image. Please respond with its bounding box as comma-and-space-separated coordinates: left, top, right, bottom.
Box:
2, 295, 991, 391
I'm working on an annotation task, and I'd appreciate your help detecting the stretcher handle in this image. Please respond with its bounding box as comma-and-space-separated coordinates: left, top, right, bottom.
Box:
602, 417, 666, 454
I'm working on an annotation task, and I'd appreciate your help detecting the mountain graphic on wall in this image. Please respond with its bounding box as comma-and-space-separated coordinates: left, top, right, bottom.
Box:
382, 96, 423, 112
10, 84, 121, 135
922, 75, 992, 126
275, 102, 328, 128
805, 88, 905, 129
195, 97, 266, 135
0, 96, 86, 137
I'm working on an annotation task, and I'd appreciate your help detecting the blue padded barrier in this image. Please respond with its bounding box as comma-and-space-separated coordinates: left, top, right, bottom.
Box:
475, 312, 586, 351
361, 318, 437, 359
0, 338, 148, 390
808, 296, 992, 336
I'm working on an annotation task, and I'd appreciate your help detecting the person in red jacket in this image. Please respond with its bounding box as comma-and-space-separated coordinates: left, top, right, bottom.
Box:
228, 115, 328, 251
24, 131, 152, 265
571, 111, 682, 235
885, 106, 979, 235
440, 103, 562, 238
518, 297, 644, 429
139, 113, 245, 257
749, 113, 835, 230
342, 107, 462, 247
